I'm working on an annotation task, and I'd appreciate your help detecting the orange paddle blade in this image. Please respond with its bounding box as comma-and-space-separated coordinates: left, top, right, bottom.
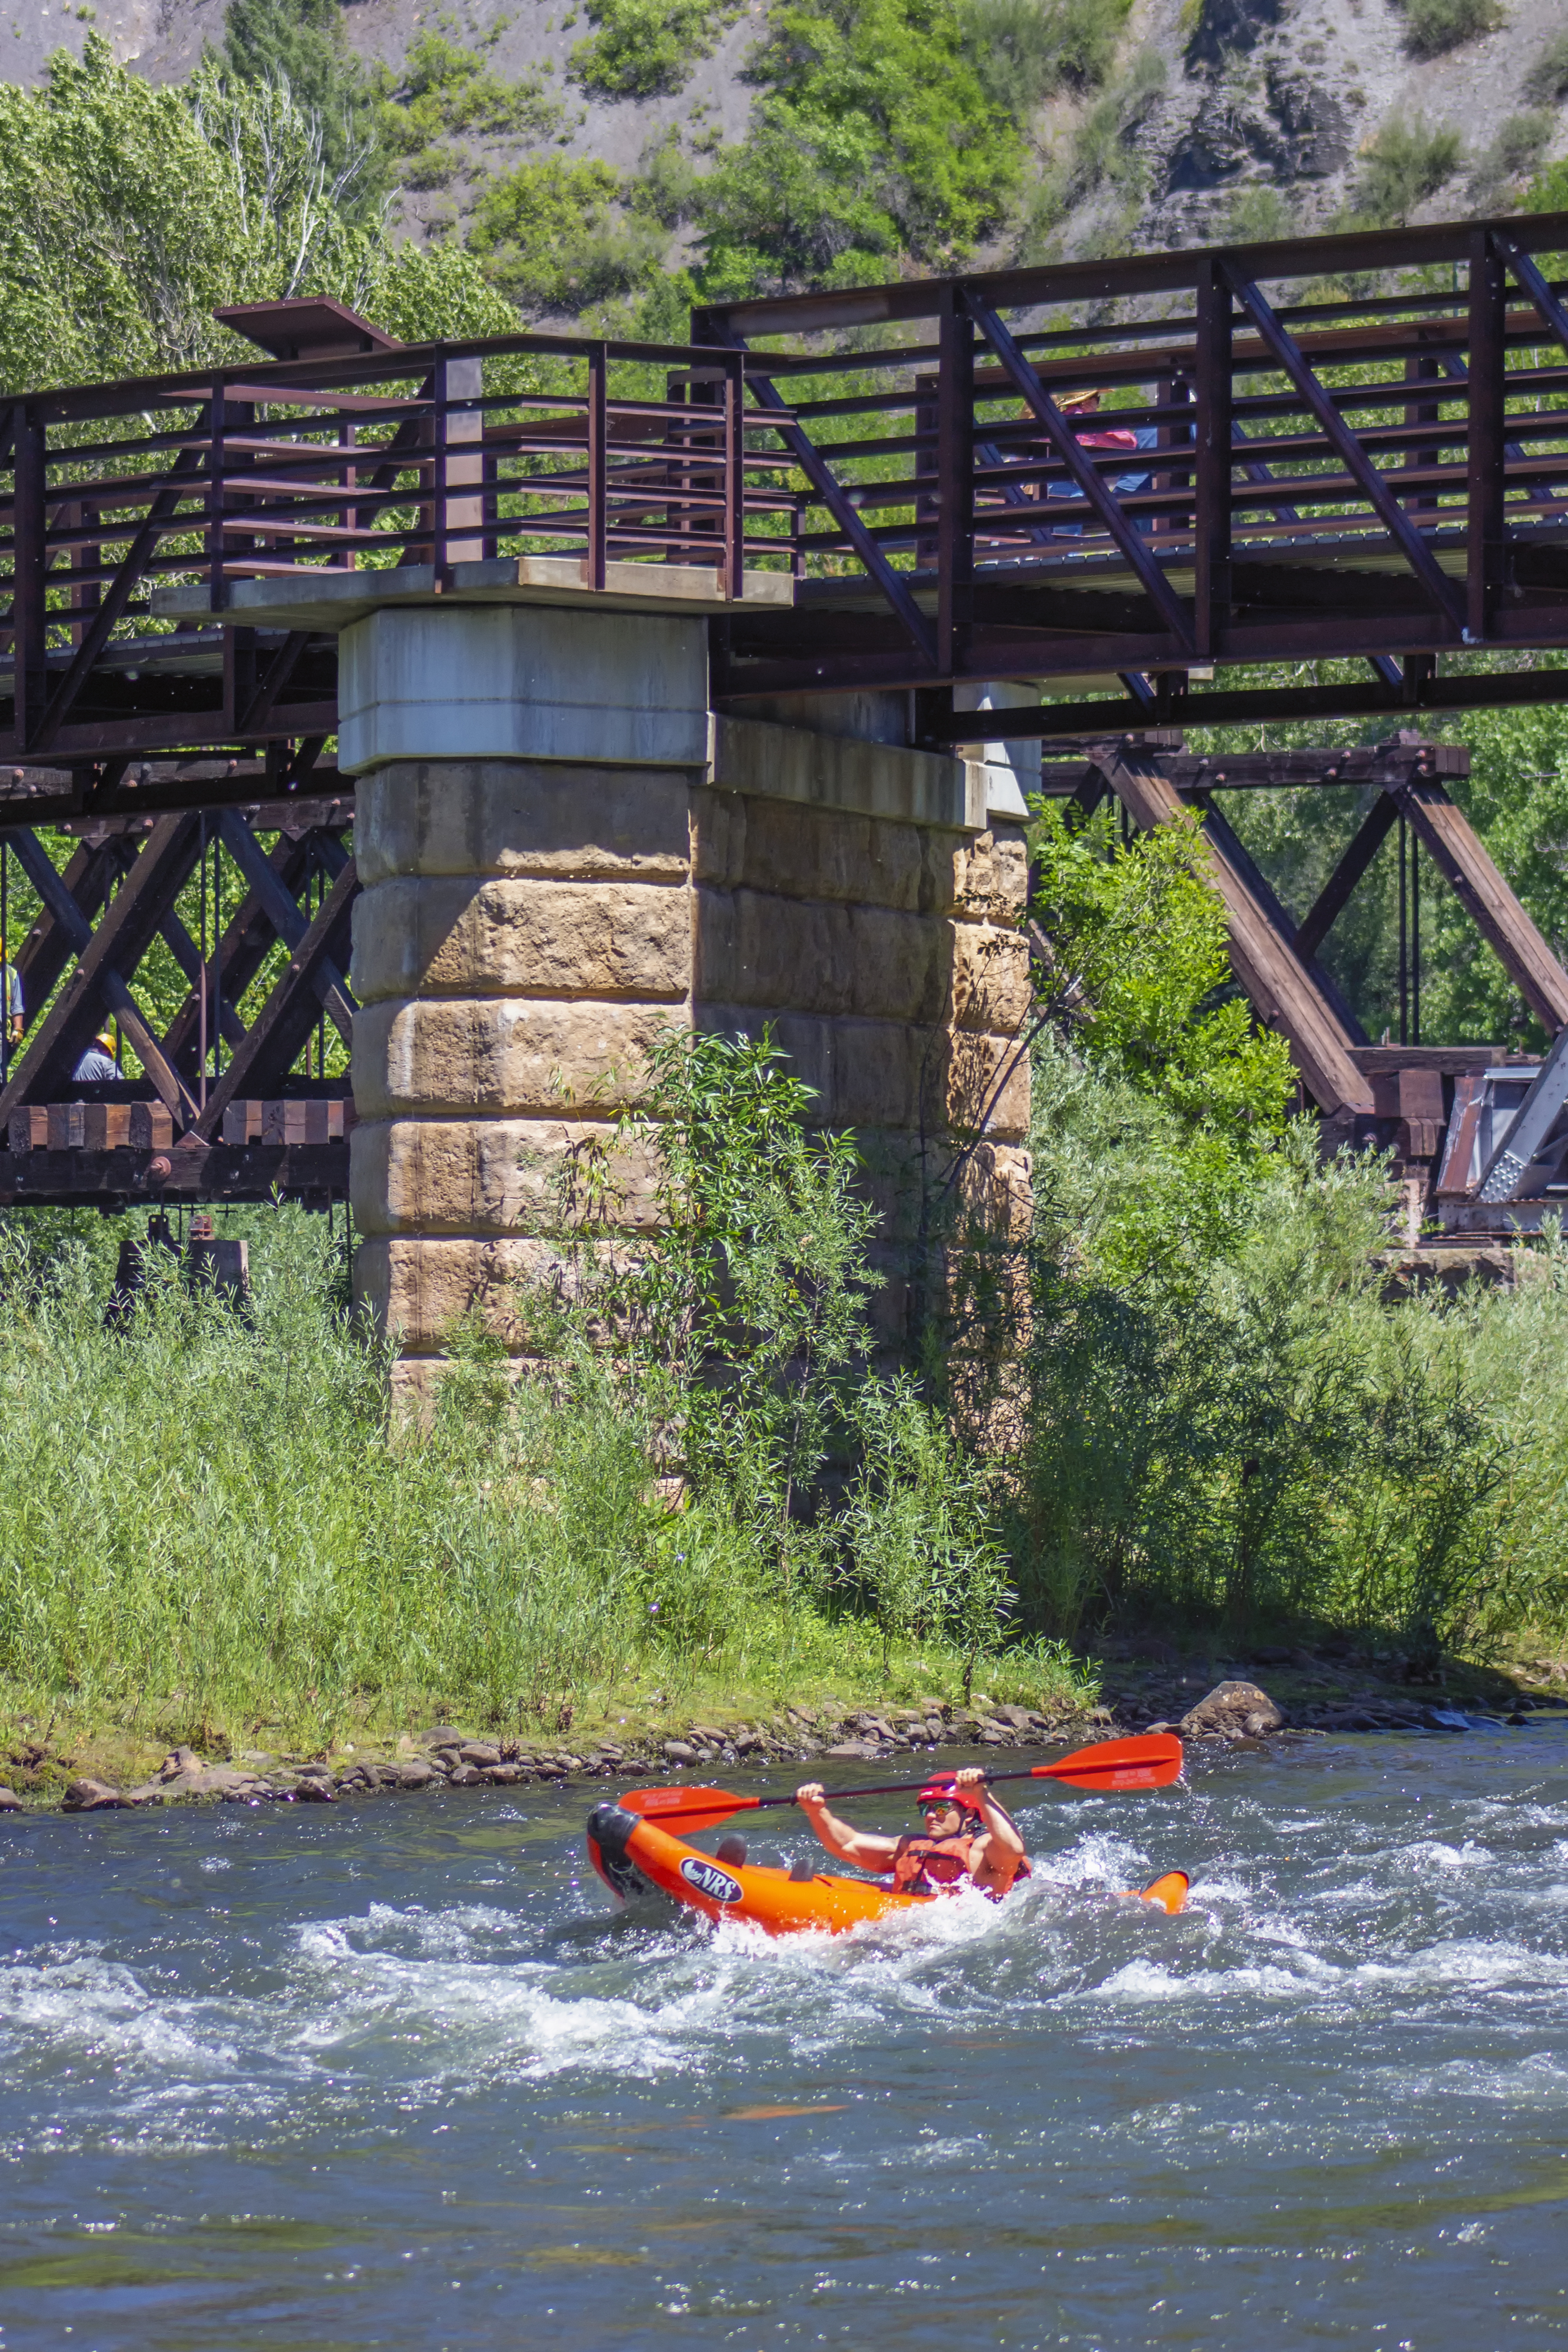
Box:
1114, 1869, 1189, 1913
620, 1784, 756, 1834
1033, 1733, 1183, 1791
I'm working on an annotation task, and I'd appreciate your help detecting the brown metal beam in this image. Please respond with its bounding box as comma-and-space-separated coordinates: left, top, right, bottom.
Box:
0, 813, 204, 1128
1292, 794, 1400, 964
1105, 750, 1374, 1115
192, 859, 358, 1140
1391, 778, 1568, 1033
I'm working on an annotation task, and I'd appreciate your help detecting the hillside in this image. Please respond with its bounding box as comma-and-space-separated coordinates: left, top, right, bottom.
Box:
12, 0, 1568, 320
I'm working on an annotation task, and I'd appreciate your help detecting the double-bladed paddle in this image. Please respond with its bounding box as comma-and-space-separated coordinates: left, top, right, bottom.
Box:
617, 1731, 1182, 1834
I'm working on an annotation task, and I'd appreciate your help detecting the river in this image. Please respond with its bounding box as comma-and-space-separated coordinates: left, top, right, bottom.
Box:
2, 1726, 1566, 2350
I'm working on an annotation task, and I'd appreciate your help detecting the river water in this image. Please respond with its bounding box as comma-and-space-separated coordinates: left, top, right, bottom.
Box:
2, 1727, 1567, 2351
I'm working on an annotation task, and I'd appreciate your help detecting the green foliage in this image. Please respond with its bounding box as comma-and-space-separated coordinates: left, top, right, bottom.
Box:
221, 0, 388, 218
1005, 1093, 1516, 1662
572, 0, 740, 98
379, 26, 565, 169
0, 1212, 655, 1735
1527, 154, 1568, 213
1349, 112, 1464, 225
695, 0, 1023, 295
1467, 111, 1552, 206
847, 1383, 1013, 1696
958, 0, 1130, 117
1028, 803, 1296, 1197
0, 37, 516, 395
575, 1030, 882, 1550
1222, 181, 1293, 243
1524, 29, 1568, 103
1400, 0, 1503, 57
470, 154, 663, 312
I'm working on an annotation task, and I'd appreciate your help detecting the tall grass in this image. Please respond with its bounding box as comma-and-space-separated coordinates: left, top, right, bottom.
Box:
0, 1199, 1089, 1749
0, 1216, 663, 1746
983, 1037, 1568, 1662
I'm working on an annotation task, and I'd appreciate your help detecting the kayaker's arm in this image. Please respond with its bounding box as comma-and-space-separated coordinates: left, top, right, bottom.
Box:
795, 1783, 899, 1873
952, 1766, 1028, 1894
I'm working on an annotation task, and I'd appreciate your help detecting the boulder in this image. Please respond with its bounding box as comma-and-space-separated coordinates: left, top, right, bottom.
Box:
662, 1740, 697, 1765
1179, 1679, 1286, 1740
0, 1786, 22, 1811
459, 1742, 501, 1766
62, 1777, 128, 1811
482, 1762, 525, 1784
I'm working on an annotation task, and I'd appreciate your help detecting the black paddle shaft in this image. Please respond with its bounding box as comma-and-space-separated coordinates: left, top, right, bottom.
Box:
739, 1766, 1047, 1811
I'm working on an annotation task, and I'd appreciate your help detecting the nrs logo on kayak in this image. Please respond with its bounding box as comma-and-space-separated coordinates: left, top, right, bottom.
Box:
680, 1856, 743, 1904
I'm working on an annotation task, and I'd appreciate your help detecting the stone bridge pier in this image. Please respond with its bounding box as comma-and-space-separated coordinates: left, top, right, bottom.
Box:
342, 594, 1032, 1404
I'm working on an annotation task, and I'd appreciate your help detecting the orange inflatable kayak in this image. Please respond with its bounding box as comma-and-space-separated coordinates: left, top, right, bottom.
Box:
586, 1800, 1189, 1937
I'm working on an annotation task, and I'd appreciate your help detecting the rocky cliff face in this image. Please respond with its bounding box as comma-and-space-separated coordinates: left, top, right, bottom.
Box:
15, 0, 1568, 279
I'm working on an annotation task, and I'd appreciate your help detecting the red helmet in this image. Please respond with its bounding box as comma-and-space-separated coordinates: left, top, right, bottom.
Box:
918, 1776, 963, 1809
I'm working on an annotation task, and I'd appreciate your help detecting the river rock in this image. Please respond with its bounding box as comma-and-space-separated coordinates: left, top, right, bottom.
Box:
293, 1775, 338, 1802
159, 1746, 203, 1779
446, 1763, 483, 1787
459, 1742, 501, 1766
1179, 1680, 1286, 1739
482, 1762, 524, 1783
825, 1740, 880, 1759
393, 1760, 436, 1789
662, 1740, 697, 1765
0, 1786, 22, 1811
62, 1777, 128, 1810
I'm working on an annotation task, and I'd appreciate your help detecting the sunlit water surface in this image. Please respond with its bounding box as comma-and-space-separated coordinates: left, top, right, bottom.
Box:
2, 1731, 1567, 2350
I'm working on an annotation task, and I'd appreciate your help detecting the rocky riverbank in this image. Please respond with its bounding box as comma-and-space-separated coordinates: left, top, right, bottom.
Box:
6, 1655, 1565, 1815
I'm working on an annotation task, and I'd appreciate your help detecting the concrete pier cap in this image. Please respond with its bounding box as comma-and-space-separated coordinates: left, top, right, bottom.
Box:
340, 592, 1033, 1403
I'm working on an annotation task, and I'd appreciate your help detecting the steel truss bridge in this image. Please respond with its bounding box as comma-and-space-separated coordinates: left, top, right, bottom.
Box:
2, 216, 1568, 1218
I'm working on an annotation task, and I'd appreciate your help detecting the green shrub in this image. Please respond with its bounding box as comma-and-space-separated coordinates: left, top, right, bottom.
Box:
469, 155, 665, 311
379, 29, 565, 151
571, 0, 740, 97
1524, 28, 1568, 101
959, 0, 1130, 116
1402, 0, 1502, 55
1467, 111, 1553, 205
695, 0, 1023, 292
1350, 112, 1464, 223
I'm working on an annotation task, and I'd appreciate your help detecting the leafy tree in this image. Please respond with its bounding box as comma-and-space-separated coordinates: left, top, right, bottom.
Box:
695, 0, 1023, 295
220, 0, 388, 218
1030, 803, 1296, 1156
0, 37, 515, 394
571, 0, 742, 99
470, 155, 665, 312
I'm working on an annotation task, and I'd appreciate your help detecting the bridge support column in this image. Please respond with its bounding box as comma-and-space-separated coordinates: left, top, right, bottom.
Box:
345, 602, 709, 1410
344, 600, 1033, 1406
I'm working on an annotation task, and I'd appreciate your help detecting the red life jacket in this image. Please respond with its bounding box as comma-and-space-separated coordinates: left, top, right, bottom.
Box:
889, 1829, 1033, 1900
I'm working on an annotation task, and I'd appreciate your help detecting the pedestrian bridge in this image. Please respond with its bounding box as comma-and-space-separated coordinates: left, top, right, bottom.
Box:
4, 215, 1568, 1372
2, 211, 1568, 806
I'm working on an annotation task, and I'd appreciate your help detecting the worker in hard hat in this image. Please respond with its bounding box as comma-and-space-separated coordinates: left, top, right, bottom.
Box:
73, 1022, 121, 1084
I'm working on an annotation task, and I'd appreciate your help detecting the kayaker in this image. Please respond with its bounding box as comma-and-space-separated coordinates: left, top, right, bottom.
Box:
794, 1767, 1029, 1901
